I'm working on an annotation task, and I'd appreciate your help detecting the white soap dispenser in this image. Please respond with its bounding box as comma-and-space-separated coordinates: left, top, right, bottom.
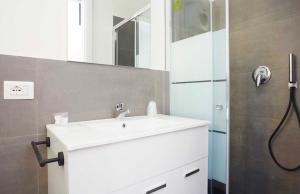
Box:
147, 101, 157, 117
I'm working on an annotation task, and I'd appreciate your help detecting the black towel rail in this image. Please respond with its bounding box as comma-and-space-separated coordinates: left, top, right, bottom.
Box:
31, 137, 64, 167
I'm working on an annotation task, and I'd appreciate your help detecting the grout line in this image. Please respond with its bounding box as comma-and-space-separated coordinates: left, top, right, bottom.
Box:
172, 79, 227, 84
213, 79, 227, 82
172, 80, 212, 84
209, 130, 227, 134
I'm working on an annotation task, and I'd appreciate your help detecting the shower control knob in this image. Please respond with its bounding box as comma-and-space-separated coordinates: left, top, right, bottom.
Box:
252, 66, 271, 87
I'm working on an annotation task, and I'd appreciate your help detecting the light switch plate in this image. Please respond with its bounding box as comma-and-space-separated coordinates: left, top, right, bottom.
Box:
3, 81, 34, 100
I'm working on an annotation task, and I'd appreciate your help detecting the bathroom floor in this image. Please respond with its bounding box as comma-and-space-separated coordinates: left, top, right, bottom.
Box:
208, 187, 225, 194
208, 180, 226, 194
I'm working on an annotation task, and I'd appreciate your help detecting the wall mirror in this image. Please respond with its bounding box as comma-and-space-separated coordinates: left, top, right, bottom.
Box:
68, 0, 167, 71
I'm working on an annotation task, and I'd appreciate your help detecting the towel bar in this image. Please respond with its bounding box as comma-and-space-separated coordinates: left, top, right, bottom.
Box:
31, 137, 64, 167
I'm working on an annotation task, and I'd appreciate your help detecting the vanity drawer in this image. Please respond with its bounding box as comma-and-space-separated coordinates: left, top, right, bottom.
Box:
168, 158, 208, 194
111, 174, 169, 194
110, 158, 208, 194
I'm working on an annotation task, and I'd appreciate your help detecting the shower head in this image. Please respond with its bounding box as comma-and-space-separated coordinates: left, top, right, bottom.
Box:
289, 53, 297, 85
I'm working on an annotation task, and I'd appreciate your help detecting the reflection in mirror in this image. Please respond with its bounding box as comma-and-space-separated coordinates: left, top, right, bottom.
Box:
68, 0, 165, 70
114, 7, 151, 68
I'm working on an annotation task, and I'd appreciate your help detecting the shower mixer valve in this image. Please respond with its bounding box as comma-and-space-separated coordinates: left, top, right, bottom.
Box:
252, 66, 272, 87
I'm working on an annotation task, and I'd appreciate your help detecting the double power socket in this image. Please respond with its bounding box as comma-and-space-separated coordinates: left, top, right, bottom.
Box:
3, 81, 34, 100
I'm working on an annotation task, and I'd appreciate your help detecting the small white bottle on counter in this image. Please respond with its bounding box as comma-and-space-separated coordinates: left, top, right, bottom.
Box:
147, 101, 157, 117
54, 112, 69, 125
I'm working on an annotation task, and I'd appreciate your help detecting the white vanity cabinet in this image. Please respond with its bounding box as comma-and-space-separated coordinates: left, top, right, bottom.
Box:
46, 115, 209, 194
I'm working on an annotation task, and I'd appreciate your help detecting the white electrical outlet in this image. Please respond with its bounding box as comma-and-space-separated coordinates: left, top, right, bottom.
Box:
3, 81, 34, 100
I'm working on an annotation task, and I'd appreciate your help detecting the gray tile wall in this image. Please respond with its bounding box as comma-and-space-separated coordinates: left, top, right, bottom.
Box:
230, 0, 300, 193
0, 54, 169, 194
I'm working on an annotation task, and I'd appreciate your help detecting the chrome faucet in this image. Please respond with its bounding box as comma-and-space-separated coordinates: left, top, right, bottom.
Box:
116, 109, 131, 119
115, 103, 130, 119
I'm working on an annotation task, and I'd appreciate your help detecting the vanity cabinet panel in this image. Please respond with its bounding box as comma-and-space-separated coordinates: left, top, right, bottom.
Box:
66, 127, 208, 194
111, 159, 208, 194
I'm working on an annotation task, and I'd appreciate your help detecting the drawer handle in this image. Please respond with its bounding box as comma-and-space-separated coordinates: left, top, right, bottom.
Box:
146, 184, 167, 194
185, 169, 200, 178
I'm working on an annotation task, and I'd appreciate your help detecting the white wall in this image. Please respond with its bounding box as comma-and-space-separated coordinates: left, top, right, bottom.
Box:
92, 0, 113, 65
0, 0, 67, 60
151, 0, 166, 70
68, 0, 85, 62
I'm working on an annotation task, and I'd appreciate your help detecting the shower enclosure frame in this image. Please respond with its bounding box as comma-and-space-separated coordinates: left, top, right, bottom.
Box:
166, 0, 230, 193
225, 0, 230, 193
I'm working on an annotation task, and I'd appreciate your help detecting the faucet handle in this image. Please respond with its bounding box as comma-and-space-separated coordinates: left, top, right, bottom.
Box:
252, 66, 271, 88
116, 103, 124, 112
256, 74, 262, 87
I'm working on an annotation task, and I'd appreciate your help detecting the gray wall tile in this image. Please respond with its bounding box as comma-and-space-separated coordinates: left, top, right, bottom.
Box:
0, 54, 169, 194
0, 135, 38, 194
230, 0, 300, 193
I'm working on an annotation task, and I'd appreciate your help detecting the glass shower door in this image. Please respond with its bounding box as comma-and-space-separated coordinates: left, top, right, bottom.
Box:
169, 0, 228, 193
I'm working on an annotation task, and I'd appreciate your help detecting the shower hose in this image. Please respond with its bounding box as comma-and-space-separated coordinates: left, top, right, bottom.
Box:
268, 86, 300, 171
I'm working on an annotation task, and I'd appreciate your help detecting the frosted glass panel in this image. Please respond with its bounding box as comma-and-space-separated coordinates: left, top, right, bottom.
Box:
213, 81, 227, 132
212, 133, 227, 183
170, 82, 212, 121
208, 131, 213, 180
213, 29, 226, 80
170, 0, 228, 193
171, 32, 212, 82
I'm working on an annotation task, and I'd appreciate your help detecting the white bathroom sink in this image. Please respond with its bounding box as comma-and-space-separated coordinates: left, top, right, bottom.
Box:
46, 114, 209, 151
47, 114, 209, 194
